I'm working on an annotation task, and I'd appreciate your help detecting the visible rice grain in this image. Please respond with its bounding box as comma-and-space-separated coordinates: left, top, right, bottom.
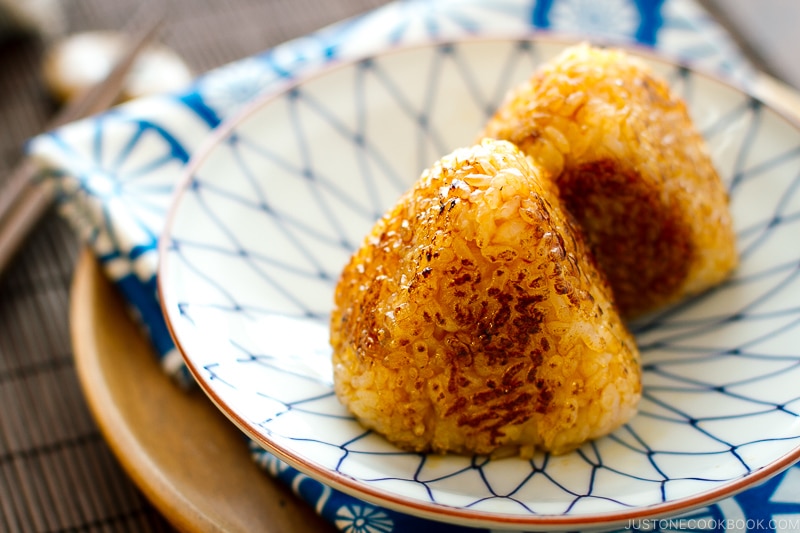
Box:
330, 139, 641, 457
482, 44, 738, 317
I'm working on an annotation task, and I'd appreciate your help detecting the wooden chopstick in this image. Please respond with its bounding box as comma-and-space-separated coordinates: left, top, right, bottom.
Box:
0, 8, 165, 275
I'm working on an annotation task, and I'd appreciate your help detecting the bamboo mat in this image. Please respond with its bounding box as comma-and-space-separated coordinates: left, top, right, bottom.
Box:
0, 1, 387, 530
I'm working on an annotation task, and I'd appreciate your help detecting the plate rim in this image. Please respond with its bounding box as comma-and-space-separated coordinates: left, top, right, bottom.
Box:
157, 34, 800, 530
70, 250, 335, 533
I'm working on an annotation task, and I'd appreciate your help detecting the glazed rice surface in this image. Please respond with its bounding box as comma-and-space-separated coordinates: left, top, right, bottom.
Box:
483, 44, 738, 317
330, 139, 641, 457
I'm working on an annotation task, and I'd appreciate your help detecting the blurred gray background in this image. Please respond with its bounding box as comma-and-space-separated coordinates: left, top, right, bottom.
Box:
703, 0, 800, 89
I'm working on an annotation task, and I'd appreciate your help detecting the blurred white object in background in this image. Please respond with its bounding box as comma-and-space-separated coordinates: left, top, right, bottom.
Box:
42, 31, 193, 103
0, 0, 65, 40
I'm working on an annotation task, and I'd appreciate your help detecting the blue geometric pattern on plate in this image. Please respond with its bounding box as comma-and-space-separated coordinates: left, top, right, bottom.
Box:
26, 1, 795, 531
27, 0, 749, 381
251, 440, 800, 532
159, 38, 800, 530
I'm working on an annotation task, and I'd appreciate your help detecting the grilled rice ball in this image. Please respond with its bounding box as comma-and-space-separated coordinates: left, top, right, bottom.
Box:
483, 44, 738, 318
330, 139, 641, 457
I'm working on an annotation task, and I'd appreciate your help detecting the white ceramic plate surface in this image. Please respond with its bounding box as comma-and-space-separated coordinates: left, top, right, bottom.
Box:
159, 38, 800, 531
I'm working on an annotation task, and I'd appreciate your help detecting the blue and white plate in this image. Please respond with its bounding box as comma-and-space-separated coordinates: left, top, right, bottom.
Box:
158, 38, 800, 531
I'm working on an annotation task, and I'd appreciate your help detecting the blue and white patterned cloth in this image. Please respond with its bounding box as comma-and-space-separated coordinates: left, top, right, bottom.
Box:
27, 1, 800, 531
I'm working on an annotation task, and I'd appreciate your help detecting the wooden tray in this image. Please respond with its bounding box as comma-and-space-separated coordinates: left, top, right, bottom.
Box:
70, 249, 334, 532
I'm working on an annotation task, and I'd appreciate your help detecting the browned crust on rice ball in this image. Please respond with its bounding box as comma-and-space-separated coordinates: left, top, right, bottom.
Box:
482, 44, 738, 317
330, 139, 641, 457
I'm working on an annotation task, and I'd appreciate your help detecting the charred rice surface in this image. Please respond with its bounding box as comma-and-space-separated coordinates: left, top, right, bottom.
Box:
330, 139, 641, 457
483, 44, 738, 317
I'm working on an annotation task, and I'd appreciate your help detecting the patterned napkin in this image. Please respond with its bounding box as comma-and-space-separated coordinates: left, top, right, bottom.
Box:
27, 1, 800, 531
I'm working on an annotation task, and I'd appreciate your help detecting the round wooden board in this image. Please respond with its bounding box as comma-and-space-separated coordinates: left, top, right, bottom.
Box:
70, 249, 333, 532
